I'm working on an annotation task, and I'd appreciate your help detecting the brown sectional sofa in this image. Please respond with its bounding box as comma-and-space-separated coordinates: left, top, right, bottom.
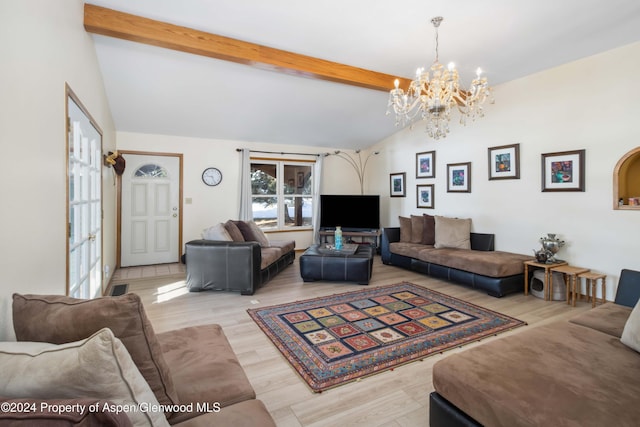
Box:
2, 293, 276, 427
382, 215, 531, 297
430, 269, 640, 427
185, 220, 295, 295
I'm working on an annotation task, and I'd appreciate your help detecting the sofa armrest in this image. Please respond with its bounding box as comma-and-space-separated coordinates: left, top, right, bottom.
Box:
381, 228, 400, 264
470, 233, 495, 251
185, 240, 261, 295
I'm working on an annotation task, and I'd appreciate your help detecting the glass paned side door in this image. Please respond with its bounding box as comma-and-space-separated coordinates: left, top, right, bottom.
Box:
67, 88, 103, 298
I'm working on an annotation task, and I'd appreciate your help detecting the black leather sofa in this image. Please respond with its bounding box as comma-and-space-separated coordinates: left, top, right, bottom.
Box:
184, 239, 295, 295
381, 228, 529, 297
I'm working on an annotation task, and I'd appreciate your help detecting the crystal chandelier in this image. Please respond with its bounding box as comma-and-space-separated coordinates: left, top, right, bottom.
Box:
386, 17, 494, 140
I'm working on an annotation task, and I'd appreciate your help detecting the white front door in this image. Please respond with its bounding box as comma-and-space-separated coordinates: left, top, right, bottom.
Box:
121, 154, 181, 267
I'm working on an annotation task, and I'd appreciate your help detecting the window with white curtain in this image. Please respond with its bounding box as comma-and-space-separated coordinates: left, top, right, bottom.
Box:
250, 160, 314, 230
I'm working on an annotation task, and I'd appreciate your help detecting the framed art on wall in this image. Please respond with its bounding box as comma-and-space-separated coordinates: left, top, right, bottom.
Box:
390, 172, 406, 197
447, 162, 471, 193
416, 151, 436, 178
416, 184, 434, 209
488, 143, 520, 180
541, 149, 585, 192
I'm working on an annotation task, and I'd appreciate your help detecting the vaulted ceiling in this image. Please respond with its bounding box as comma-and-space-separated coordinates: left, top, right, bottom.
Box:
86, 0, 640, 149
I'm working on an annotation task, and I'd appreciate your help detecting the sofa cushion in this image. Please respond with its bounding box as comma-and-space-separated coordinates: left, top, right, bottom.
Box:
422, 214, 436, 245
389, 242, 435, 260
224, 220, 245, 242
268, 240, 295, 254
12, 293, 178, 412
433, 321, 640, 427
399, 216, 412, 243
0, 396, 133, 427
202, 223, 233, 241
621, 298, 640, 352
569, 302, 632, 338
418, 248, 528, 277
434, 216, 471, 249
260, 247, 282, 270
0, 328, 169, 427
156, 325, 256, 425
410, 215, 424, 244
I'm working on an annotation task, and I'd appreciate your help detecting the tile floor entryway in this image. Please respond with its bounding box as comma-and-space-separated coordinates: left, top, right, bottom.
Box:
111, 263, 185, 281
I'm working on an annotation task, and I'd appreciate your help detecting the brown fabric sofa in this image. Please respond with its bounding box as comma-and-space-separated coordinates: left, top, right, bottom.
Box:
4, 293, 276, 427
430, 269, 640, 427
382, 215, 531, 297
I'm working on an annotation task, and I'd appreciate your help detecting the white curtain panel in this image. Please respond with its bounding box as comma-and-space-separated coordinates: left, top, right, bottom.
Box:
312, 155, 324, 244
238, 148, 252, 221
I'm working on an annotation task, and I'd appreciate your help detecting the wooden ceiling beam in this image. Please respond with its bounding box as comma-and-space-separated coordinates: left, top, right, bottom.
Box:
84, 4, 411, 92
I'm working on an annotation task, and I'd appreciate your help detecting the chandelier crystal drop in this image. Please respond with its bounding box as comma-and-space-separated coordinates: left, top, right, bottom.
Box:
386, 16, 494, 140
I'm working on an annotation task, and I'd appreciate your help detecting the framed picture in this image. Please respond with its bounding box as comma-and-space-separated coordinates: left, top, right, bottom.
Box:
447, 162, 471, 193
390, 172, 406, 197
297, 171, 304, 188
416, 184, 434, 209
488, 143, 520, 180
541, 149, 585, 192
416, 151, 436, 178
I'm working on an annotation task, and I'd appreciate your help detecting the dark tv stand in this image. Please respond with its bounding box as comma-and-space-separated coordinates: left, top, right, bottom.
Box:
318, 229, 381, 253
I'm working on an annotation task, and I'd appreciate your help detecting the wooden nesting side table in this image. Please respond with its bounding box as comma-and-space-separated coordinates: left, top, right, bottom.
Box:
523, 260, 567, 301
578, 271, 607, 308
550, 265, 590, 306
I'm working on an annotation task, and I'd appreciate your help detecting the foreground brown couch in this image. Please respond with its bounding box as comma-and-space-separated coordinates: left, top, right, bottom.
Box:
2, 293, 276, 427
430, 269, 640, 426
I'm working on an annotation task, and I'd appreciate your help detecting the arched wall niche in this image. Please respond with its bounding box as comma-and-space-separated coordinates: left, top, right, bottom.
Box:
613, 146, 640, 209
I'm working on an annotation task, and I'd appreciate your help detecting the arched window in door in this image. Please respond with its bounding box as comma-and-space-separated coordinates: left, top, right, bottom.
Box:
134, 164, 168, 178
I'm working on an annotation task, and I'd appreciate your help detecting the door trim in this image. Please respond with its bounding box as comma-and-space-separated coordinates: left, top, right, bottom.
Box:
116, 150, 183, 268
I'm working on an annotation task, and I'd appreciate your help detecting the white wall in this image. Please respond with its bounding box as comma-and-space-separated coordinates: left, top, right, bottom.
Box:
0, 0, 116, 340
368, 41, 640, 301
116, 133, 362, 250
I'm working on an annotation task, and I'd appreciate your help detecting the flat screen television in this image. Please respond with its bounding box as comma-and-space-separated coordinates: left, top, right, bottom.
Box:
320, 195, 380, 231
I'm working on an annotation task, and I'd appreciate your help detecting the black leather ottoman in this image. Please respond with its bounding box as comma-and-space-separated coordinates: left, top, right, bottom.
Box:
299, 244, 374, 285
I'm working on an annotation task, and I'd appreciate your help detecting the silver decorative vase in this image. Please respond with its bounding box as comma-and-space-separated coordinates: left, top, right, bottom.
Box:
539, 233, 565, 263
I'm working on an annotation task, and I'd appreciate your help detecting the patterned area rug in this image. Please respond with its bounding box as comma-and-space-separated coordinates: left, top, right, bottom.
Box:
247, 282, 526, 392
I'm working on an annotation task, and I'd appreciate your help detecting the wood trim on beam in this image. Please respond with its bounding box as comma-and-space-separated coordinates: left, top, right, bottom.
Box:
84, 4, 411, 92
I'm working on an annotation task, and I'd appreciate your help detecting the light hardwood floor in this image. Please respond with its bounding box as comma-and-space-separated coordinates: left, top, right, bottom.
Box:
112, 255, 594, 427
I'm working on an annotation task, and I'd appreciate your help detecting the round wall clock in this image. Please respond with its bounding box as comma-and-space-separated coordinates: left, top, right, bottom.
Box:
202, 167, 222, 186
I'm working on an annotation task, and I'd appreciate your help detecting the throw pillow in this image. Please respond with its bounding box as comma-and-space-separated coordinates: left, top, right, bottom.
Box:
233, 220, 255, 242
621, 299, 640, 353
202, 223, 233, 241
422, 214, 436, 245
0, 328, 169, 427
12, 293, 178, 412
434, 216, 471, 249
223, 220, 245, 242
399, 216, 412, 243
410, 215, 424, 244
248, 221, 270, 247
